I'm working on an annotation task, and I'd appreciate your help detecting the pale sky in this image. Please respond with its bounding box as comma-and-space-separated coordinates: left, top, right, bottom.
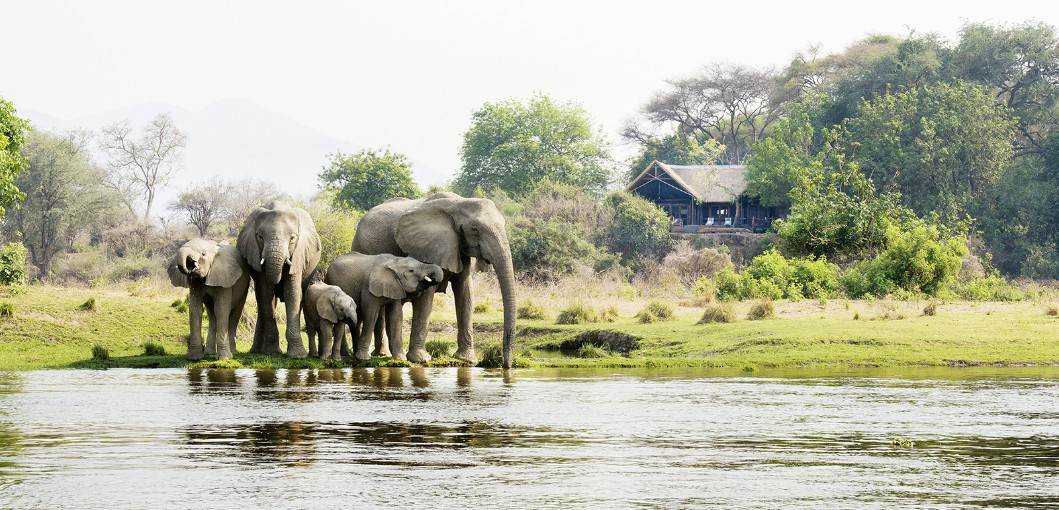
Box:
5, 0, 1058, 185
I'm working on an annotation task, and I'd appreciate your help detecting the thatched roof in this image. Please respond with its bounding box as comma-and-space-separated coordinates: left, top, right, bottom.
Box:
626, 161, 748, 203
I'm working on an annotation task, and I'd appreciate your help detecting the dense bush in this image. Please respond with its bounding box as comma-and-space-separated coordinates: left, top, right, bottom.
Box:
516, 301, 548, 320
510, 219, 610, 280
304, 198, 361, 272
698, 303, 735, 324
842, 225, 966, 298
605, 192, 672, 269
0, 242, 27, 288
662, 242, 730, 288
747, 299, 776, 320
556, 302, 599, 324
955, 274, 1023, 301
714, 250, 840, 301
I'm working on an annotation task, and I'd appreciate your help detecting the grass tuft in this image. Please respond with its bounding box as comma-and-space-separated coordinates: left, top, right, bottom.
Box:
78, 297, 97, 311
556, 302, 598, 325
636, 310, 659, 323
1046, 304, 1059, 317
698, 303, 736, 324
0, 301, 13, 319
425, 340, 453, 358
599, 305, 619, 323
473, 301, 490, 314
747, 299, 775, 320
91, 343, 110, 361
577, 343, 609, 358
923, 301, 939, 317
141, 341, 167, 356
517, 300, 548, 320
644, 301, 675, 321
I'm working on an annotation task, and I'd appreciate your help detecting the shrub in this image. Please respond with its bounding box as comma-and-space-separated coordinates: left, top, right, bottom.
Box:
599, 306, 619, 323
304, 196, 362, 272
425, 340, 452, 358
956, 274, 1023, 301
643, 301, 674, 321
510, 218, 609, 281
923, 301, 938, 316
715, 265, 746, 301
141, 341, 167, 356
0, 301, 13, 319
844, 224, 967, 298
636, 310, 659, 323
0, 243, 28, 288
747, 299, 775, 320
476, 341, 532, 368
698, 303, 735, 324
605, 191, 673, 269
577, 343, 609, 358
91, 344, 110, 361
662, 242, 730, 288
473, 301, 490, 314
79, 297, 97, 311
556, 302, 598, 324
516, 301, 548, 320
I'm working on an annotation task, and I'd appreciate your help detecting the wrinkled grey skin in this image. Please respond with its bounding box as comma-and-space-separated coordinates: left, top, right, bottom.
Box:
325, 252, 443, 361
303, 283, 358, 361
236, 201, 321, 359
168, 238, 250, 361
351, 192, 516, 368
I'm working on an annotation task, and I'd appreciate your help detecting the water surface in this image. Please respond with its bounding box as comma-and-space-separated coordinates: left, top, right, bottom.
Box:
1, 367, 1058, 508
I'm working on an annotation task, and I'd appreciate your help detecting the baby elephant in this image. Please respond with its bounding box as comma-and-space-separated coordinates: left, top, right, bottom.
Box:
168, 238, 251, 361
326, 252, 443, 361
303, 283, 358, 361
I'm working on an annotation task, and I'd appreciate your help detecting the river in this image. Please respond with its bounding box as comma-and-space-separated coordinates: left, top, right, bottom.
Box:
1, 367, 1058, 508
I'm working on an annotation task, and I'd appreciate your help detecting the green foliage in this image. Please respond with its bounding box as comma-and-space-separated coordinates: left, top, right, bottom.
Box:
636, 310, 659, 323
303, 196, 362, 271
141, 341, 167, 356
455, 93, 614, 198
79, 297, 97, 311
605, 192, 672, 268
555, 302, 598, 325
577, 343, 609, 358
644, 301, 675, 321
476, 341, 532, 368
599, 306, 620, 323
425, 340, 453, 358
747, 299, 776, 320
0, 96, 29, 220
744, 100, 825, 207
956, 274, 1023, 301
627, 131, 725, 182
473, 301, 490, 314
0, 301, 13, 319
841, 224, 967, 298
0, 243, 28, 288
510, 218, 606, 280
516, 301, 548, 320
714, 251, 840, 301
91, 344, 110, 361
318, 148, 421, 211
698, 303, 736, 324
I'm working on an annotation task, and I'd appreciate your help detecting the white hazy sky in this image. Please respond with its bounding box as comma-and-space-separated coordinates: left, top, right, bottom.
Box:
5, 0, 1058, 184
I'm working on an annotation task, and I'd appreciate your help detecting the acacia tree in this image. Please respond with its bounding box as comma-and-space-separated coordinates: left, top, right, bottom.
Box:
0, 97, 28, 221
455, 94, 614, 198
627, 63, 780, 164
318, 148, 420, 210
99, 113, 187, 222
4, 130, 121, 277
169, 178, 234, 236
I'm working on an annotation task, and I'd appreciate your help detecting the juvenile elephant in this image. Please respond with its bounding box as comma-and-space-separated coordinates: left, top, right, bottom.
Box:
303, 283, 358, 361
168, 238, 250, 360
352, 192, 516, 367
236, 201, 321, 359
325, 252, 443, 361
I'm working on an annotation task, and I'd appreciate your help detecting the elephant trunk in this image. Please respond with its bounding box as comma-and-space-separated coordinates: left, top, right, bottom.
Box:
263, 238, 288, 286
485, 233, 517, 369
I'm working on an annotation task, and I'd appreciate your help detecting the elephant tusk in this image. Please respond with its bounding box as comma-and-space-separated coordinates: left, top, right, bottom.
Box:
424, 276, 434, 284
259, 257, 265, 267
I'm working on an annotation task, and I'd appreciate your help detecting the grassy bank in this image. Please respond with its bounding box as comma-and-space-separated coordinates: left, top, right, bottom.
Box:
1, 285, 1058, 370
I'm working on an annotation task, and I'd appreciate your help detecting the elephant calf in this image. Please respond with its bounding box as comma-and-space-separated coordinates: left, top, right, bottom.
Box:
168, 239, 251, 361
325, 252, 443, 361
303, 283, 358, 361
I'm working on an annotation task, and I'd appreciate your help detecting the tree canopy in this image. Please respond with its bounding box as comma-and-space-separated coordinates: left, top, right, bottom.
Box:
318, 148, 420, 211
0, 97, 29, 221
454, 94, 614, 198
99, 113, 187, 222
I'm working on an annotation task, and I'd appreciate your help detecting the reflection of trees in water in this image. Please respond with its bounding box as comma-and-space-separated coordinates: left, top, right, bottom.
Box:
182, 419, 584, 467
0, 373, 24, 480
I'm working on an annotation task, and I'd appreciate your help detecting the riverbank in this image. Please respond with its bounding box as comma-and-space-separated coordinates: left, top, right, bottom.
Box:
1, 285, 1057, 370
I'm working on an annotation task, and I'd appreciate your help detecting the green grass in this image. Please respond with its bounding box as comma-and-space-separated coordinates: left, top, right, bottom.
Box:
6, 285, 1059, 370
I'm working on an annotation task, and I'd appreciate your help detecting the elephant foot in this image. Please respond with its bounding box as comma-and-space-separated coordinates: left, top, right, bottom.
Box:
354, 349, 372, 361
215, 351, 233, 361
259, 345, 284, 356
407, 348, 432, 364
371, 347, 392, 358
453, 348, 478, 366
186, 351, 203, 361
390, 350, 407, 361
286, 345, 308, 359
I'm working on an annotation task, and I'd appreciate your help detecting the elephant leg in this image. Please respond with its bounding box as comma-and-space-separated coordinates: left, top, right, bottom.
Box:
386, 301, 405, 361
308, 323, 321, 359
406, 291, 434, 364
205, 301, 218, 357
251, 275, 281, 355
187, 291, 205, 361
213, 290, 233, 360
340, 323, 351, 357
318, 321, 334, 360
356, 302, 381, 361
227, 294, 244, 355
330, 322, 344, 361
451, 270, 477, 365
371, 304, 391, 357
284, 279, 307, 359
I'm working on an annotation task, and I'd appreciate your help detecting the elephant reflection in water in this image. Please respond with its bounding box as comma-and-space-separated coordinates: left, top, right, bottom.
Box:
187, 368, 241, 395
183, 421, 317, 468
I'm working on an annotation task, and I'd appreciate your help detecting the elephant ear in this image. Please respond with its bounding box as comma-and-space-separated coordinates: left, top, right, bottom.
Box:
395, 199, 462, 273
167, 255, 190, 288
236, 206, 266, 271
292, 207, 322, 279
205, 244, 247, 288
318, 292, 339, 323
369, 258, 407, 300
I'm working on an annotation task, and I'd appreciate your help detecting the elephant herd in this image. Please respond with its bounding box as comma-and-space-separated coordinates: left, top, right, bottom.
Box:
167, 192, 517, 369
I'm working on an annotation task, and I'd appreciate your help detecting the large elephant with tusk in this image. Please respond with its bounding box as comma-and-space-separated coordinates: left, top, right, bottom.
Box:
236, 201, 321, 358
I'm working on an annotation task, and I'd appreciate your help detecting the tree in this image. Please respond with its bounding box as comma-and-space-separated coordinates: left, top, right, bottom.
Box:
744, 98, 826, 207
605, 191, 672, 267
623, 128, 725, 183
99, 113, 187, 222
0, 97, 29, 221
627, 63, 780, 164
4, 130, 121, 277
318, 149, 420, 211
169, 178, 234, 236
455, 94, 614, 198
843, 82, 1017, 222
223, 178, 283, 236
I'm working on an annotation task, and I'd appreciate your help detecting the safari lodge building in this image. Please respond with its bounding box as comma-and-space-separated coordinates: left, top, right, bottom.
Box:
626, 160, 784, 233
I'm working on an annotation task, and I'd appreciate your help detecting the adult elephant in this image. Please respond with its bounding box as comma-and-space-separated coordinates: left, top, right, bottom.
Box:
351, 192, 516, 368
237, 201, 321, 358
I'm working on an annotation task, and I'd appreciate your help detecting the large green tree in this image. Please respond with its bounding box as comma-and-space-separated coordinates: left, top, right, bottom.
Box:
0, 97, 29, 221
455, 94, 614, 198
4, 130, 121, 277
318, 148, 420, 211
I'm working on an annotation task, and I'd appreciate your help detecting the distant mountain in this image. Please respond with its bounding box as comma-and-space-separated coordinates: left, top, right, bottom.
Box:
20, 99, 435, 212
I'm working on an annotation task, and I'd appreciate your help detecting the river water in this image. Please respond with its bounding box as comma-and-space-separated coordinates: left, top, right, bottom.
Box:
1, 367, 1058, 508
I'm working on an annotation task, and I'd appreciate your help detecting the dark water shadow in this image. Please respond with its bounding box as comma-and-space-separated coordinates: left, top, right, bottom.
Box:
0, 373, 24, 483
187, 368, 242, 395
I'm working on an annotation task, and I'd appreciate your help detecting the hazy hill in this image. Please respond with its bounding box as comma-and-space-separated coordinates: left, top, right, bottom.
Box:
20, 99, 436, 211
